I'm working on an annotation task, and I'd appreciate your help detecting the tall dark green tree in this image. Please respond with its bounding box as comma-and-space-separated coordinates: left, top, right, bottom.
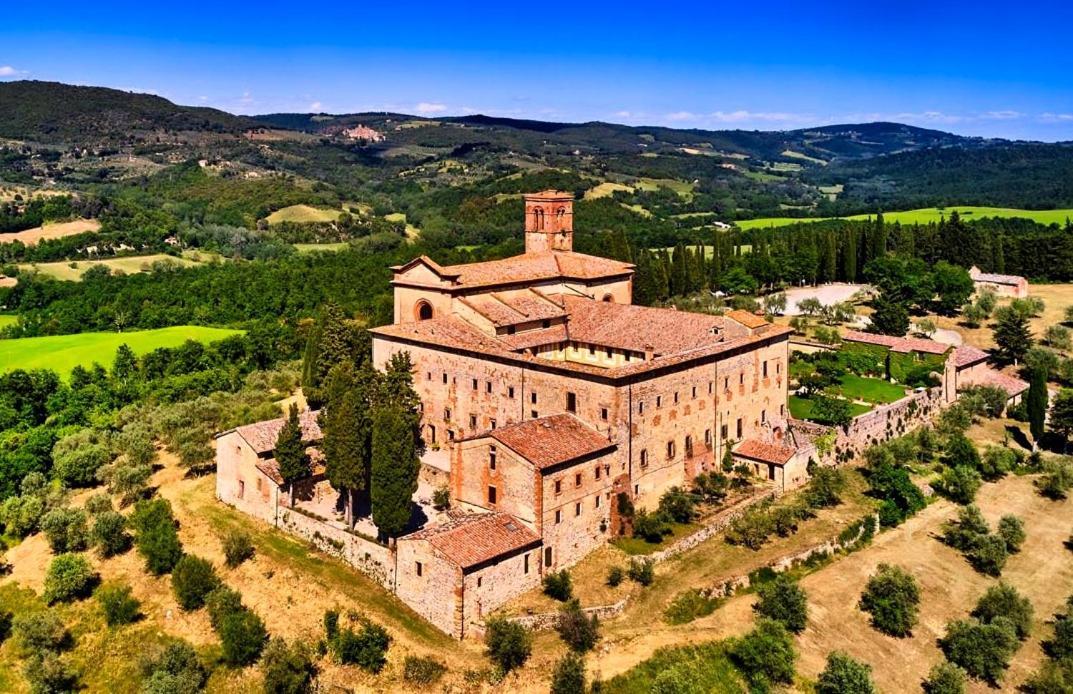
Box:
301, 302, 357, 407
869, 293, 909, 337
275, 403, 309, 509
992, 306, 1033, 365
1027, 365, 1048, 447
320, 362, 370, 528
371, 353, 423, 538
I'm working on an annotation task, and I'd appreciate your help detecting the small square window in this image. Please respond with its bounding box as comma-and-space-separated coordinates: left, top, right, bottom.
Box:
531, 410, 539, 418
601, 407, 608, 421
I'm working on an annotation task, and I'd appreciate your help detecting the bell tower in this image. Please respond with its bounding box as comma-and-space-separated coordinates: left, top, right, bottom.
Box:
524, 190, 574, 252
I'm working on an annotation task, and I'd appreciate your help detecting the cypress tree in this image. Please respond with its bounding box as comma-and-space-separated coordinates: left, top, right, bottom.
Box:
1027, 365, 1047, 446
320, 362, 370, 528
275, 403, 309, 508
371, 352, 423, 538
843, 229, 858, 282
303, 303, 356, 406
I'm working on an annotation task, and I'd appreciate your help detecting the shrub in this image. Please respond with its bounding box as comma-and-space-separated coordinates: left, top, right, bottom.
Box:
543, 570, 573, 601
1022, 660, 1073, 694
43, 553, 97, 604
556, 600, 599, 652
550, 652, 586, 694
937, 466, 982, 504
171, 555, 220, 611
91, 510, 132, 558
1037, 459, 1073, 500
996, 515, 1026, 553
804, 467, 846, 508
754, 574, 808, 633
971, 582, 1034, 640
967, 534, 1008, 576
658, 486, 697, 523
0, 610, 10, 644
40, 507, 89, 553
141, 641, 207, 694
858, 564, 920, 637
942, 505, 989, 550
922, 661, 967, 694
261, 637, 316, 694
606, 566, 624, 587
627, 557, 654, 586
632, 509, 671, 542
403, 655, 446, 685
97, 583, 140, 626
1046, 608, 1073, 659
432, 486, 451, 511
484, 617, 532, 673
816, 651, 875, 694
13, 610, 69, 653
692, 471, 729, 504
664, 588, 720, 625
206, 586, 245, 630
980, 446, 1016, 481
728, 617, 796, 688
939, 618, 1019, 684
24, 652, 79, 694
322, 608, 340, 641
651, 665, 699, 694
222, 530, 254, 568
725, 504, 775, 549
131, 499, 183, 575
83, 493, 113, 515
942, 434, 981, 470
218, 608, 268, 666
332, 620, 391, 672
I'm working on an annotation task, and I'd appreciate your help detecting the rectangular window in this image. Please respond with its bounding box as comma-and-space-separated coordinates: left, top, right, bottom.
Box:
724, 377, 729, 390
416, 561, 423, 577
490, 418, 497, 430
575, 472, 582, 487
426, 372, 431, 381
709, 381, 713, 395
488, 486, 497, 504
601, 407, 608, 421
575, 502, 582, 516
761, 409, 767, 423
639, 401, 645, 415
443, 408, 451, 421
656, 395, 662, 408
640, 449, 648, 467
555, 480, 562, 494
736, 418, 743, 439
566, 392, 577, 413
595, 466, 601, 480
469, 414, 477, 429
589, 345, 595, 355
544, 547, 553, 566
763, 361, 768, 378
705, 429, 712, 446
448, 430, 455, 441
477, 577, 483, 587
489, 445, 497, 470
524, 554, 530, 574
508, 386, 515, 398
739, 373, 744, 385
721, 424, 728, 440
531, 392, 538, 404
692, 386, 697, 399
486, 381, 492, 394
237, 480, 244, 499
674, 392, 679, 405
472, 378, 478, 390
555, 509, 562, 523
531, 410, 539, 419
442, 373, 448, 384
606, 347, 612, 358
667, 440, 676, 459
595, 495, 601, 508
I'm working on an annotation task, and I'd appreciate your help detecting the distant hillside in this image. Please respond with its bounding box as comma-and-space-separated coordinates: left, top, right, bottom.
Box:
0, 81, 258, 144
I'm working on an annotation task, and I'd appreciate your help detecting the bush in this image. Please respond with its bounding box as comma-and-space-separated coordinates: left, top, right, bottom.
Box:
43, 553, 97, 604
543, 570, 573, 601
967, 533, 1008, 576
942, 505, 989, 550
40, 507, 89, 553
937, 466, 982, 504
1036, 459, 1073, 500
692, 471, 729, 505
728, 617, 796, 688
816, 651, 875, 694
91, 510, 131, 558
322, 608, 340, 641
13, 610, 69, 653
332, 620, 391, 673
664, 588, 720, 625
606, 566, 624, 587
403, 655, 446, 685
939, 618, 1019, 684
83, 493, 113, 515
804, 467, 846, 508
922, 661, 967, 694
1046, 607, 1073, 659
658, 486, 697, 523
432, 486, 451, 511
971, 582, 1034, 640
556, 600, 599, 652
628, 557, 654, 586
1022, 660, 1073, 694
97, 583, 140, 626
858, 564, 920, 637
725, 504, 775, 549
0, 610, 10, 644
24, 652, 79, 694
218, 608, 268, 666
206, 586, 245, 630
484, 617, 532, 673
754, 575, 808, 633
980, 446, 1016, 481
222, 530, 255, 568
141, 641, 207, 694
131, 499, 183, 575
261, 637, 316, 694
550, 652, 586, 694
996, 515, 1026, 553
632, 508, 671, 543
651, 665, 699, 694
171, 555, 221, 611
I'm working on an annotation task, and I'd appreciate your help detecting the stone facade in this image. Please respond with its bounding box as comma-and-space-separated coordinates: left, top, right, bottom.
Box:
969, 265, 1029, 298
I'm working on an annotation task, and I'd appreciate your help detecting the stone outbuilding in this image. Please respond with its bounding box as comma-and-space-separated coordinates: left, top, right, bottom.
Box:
732, 438, 810, 492
969, 266, 1029, 298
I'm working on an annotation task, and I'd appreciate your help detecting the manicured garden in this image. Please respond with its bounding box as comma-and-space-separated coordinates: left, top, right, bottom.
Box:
789, 395, 871, 422
830, 373, 907, 405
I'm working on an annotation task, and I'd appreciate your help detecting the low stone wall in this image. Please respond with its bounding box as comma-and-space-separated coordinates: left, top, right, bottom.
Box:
834, 386, 944, 462
501, 599, 629, 632
650, 489, 778, 564
275, 507, 395, 589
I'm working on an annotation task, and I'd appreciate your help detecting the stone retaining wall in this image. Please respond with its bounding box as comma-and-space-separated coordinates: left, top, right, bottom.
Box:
649, 489, 778, 564
276, 507, 395, 588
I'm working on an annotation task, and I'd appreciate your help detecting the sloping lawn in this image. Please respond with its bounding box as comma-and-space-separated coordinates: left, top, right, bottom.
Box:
830, 374, 906, 404
604, 641, 745, 693
788, 395, 871, 423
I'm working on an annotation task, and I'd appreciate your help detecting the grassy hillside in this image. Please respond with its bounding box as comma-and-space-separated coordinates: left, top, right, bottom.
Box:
738, 206, 1073, 229
0, 326, 243, 377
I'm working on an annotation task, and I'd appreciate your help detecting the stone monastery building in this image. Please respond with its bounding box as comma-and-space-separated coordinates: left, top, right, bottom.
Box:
218, 191, 798, 638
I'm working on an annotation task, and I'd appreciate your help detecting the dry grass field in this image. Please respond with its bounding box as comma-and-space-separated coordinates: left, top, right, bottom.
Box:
263, 204, 342, 225
928, 282, 1073, 350
0, 218, 100, 246
18, 254, 201, 281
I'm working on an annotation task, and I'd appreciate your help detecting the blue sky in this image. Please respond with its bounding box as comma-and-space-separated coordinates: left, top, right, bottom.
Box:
2, 1, 1072, 140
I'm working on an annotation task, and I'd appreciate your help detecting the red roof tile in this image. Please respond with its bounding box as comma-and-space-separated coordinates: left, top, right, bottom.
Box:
405, 512, 541, 569
734, 439, 797, 466
981, 369, 1029, 397
233, 410, 322, 454
485, 414, 615, 470
842, 329, 950, 355
255, 447, 325, 486
954, 344, 989, 368
725, 309, 769, 330
560, 296, 726, 356
433, 251, 633, 289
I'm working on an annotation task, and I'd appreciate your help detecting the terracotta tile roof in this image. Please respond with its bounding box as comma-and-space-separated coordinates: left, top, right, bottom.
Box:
981, 369, 1029, 397
435, 251, 633, 289
725, 309, 769, 330
460, 290, 566, 327
404, 512, 541, 569
255, 447, 326, 486
842, 329, 950, 355
734, 439, 797, 466
560, 296, 726, 356
497, 324, 569, 351
232, 410, 322, 454
954, 344, 989, 368
970, 267, 1026, 286
485, 414, 615, 470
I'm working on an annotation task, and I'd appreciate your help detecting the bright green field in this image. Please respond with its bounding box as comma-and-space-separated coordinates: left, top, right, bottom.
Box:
0, 326, 243, 377
830, 374, 907, 404
293, 242, 349, 253
788, 395, 871, 422
0, 315, 16, 331
737, 206, 1073, 230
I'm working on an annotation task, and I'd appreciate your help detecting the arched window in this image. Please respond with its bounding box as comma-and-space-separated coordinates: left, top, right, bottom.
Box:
556, 207, 566, 222
602, 293, 614, 302
414, 300, 434, 321
534, 207, 545, 230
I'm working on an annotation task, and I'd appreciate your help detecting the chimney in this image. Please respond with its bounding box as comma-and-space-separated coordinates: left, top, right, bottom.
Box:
523, 190, 574, 253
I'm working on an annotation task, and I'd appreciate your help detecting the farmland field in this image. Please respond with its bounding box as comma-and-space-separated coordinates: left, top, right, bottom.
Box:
18, 253, 202, 281
264, 204, 342, 224
738, 206, 1073, 230
0, 218, 100, 246
294, 242, 349, 253
584, 181, 634, 199
0, 326, 243, 377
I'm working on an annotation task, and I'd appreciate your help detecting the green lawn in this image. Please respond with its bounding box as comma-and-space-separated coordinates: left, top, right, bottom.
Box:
737, 206, 1073, 230
788, 395, 871, 422
293, 242, 349, 253
830, 374, 907, 404
0, 326, 243, 377
0, 314, 16, 332
604, 641, 745, 693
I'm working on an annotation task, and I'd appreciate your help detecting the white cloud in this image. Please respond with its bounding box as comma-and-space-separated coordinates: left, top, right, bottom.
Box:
982, 110, 1023, 120
613, 110, 634, 118
709, 110, 810, 124
0, 66, 19, 76
1040, 113, 1073, 122
308, 101, 322, 112
665, 111, 698, 122
415, 102, 447, 114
